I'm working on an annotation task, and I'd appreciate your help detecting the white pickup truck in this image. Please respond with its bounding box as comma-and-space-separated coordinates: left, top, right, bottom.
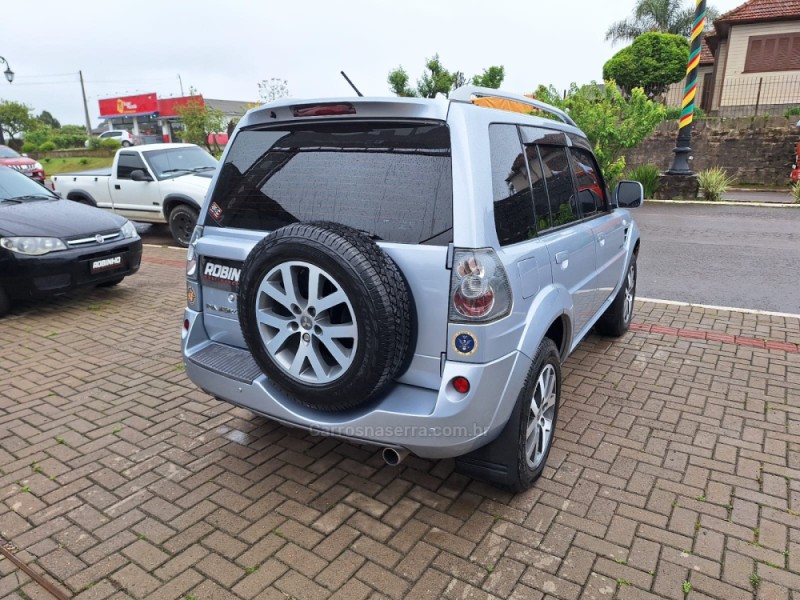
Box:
52, 143, 217, 246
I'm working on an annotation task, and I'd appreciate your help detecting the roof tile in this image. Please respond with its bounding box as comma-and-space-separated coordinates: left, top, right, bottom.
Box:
715, 0, 800, 24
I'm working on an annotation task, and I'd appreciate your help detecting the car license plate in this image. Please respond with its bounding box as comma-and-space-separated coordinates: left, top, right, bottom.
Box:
91, 254, 124, 274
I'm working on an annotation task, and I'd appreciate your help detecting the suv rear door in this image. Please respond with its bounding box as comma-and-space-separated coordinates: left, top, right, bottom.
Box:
199, 121, 454, 391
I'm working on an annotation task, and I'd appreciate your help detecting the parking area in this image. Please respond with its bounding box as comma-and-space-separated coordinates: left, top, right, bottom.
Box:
1, 245, 799, 600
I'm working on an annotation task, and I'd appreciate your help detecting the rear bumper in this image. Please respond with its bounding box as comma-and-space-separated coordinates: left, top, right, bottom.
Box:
181, 308, 532, 459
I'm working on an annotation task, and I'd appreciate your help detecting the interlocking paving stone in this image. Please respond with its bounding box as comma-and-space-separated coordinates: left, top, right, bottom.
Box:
0, 245, 798, 599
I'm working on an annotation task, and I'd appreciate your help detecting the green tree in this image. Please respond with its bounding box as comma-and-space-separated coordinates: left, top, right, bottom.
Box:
603, 32, 689, 97
534, 81, 666, 184
606, 0, 720, 45
472, 66, 505, 89
387, 54, 505, 97
0, 100, 33, 144
175, 92, 225, 152
36, 110, 61, 129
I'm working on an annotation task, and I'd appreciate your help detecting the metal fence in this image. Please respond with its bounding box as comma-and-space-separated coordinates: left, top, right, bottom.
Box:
715, 74, 800, 118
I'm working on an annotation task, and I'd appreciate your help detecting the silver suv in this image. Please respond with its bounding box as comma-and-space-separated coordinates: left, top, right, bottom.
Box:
181, 86, 643, 491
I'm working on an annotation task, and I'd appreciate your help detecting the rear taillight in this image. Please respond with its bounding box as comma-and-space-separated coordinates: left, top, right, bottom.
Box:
449, 249, 511, 323
186, 226, 203, 281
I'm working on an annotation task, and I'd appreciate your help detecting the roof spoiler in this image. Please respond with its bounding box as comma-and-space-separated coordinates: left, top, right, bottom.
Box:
449, 85, 577, 128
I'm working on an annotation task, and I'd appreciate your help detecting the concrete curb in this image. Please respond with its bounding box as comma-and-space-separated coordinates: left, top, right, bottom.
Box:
645, 199, 799, 208
638, 296, 800, 319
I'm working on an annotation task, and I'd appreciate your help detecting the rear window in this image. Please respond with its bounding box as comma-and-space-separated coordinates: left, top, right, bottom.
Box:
207, 122, 453, 245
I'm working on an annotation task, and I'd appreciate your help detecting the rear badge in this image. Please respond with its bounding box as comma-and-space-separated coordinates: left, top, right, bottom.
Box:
209, 202, 223, 220
453, 331, 478, 356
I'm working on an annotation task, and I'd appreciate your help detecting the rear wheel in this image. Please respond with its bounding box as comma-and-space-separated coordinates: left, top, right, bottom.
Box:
455, 337, 561, 492
121, 140, 132, 147
168, 205, 198, 247
595, 255, 637, 337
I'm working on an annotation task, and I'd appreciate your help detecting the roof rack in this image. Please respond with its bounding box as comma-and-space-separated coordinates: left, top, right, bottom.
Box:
449, 85, 577, 128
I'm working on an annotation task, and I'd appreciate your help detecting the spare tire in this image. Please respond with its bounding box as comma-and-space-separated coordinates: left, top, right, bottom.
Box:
238, 222, 412, 411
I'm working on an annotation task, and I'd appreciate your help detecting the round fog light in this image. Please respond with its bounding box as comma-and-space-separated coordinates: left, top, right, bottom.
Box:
451, 376, 470, 394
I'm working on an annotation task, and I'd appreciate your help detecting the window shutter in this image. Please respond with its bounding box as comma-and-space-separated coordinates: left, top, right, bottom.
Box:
746, 38, 763, 72
791, 34, 800, 70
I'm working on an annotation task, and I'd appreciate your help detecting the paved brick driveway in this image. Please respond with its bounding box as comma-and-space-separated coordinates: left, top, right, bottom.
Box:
1, 246, 799, 600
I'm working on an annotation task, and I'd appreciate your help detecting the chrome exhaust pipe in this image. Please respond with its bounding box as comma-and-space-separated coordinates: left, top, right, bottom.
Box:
382, 447, 409, 466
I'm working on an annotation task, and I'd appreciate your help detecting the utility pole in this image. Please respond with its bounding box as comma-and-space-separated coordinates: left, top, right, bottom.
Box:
79, 70, 92, 136
178, 74, 184, 96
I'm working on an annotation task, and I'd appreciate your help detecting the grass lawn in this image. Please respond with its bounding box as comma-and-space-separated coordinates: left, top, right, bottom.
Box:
41, 156, 114, 177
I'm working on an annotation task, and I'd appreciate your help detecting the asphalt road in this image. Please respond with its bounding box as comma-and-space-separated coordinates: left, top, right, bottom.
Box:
137, 203, 800, 315
635, 202, 800, 314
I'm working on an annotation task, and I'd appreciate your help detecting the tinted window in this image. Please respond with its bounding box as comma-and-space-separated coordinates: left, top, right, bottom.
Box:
489, 124, 536, 245
538, 146, 578, 229
102, 132, 121, 138
568, 148, 606, 217
208, 123, 453, 245
0, 146, 20, 158
116, 152, 147, 179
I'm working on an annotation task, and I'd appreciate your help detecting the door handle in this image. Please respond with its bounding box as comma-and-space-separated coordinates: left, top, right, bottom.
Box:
555, 251, 569, 264
114, 184, 121, 190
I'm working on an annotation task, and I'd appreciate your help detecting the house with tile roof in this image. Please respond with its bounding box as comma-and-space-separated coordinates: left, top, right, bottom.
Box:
665, 0, 800, 116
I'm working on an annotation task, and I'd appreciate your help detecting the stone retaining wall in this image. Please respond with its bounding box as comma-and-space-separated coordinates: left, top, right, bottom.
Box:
624, 116, 799, 186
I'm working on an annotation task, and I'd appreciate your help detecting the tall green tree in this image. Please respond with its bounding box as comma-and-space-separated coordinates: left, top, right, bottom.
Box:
387, 55, 505, 98
0, 100, 33, 144
534, 82, 666, 184
603, 32, 689, 97
605, 0, 720, 45
36, 110, 61, 129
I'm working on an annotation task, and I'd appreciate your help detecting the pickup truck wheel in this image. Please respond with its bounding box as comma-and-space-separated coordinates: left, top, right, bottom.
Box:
454, 338, 561, 492
237, 222, 412, 412
595, 255, 637, 337
168, 205, 198, 247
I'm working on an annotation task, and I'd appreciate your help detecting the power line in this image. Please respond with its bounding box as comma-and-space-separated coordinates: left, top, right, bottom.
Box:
13, 72, 78, 79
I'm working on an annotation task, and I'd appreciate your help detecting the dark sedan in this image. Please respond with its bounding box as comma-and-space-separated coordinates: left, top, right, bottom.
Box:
0, 166, 143, 316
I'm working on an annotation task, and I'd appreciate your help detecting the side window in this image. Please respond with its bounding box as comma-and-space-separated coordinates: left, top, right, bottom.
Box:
524, 144, 551, 232
117, 152, 147, 179
489, 124, 536, 245
568, 147, 606, 217
538, 145, 578, 229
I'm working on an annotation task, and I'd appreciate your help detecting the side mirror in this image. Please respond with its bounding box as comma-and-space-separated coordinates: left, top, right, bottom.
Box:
21, 153, 28, 157
130, 169, 152, 182
616, 180, 644, 208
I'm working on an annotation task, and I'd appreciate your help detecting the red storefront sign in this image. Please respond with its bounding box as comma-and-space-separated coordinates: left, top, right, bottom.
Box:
98, 93, 158, 117
158, 95, 204, 117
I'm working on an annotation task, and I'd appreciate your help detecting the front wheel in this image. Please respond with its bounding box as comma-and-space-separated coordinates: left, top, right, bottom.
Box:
595, 255, 637, 337
168, 205, 198, 247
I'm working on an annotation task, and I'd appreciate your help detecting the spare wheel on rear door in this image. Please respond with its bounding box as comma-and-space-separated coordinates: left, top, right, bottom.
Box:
237, 221, 412, 411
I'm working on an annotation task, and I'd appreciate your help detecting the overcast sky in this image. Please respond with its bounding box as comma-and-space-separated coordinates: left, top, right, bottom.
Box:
1, 0, 746, 128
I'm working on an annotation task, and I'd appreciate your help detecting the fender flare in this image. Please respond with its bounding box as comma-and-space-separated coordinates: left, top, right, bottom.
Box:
65, 190, 98, 207
162, 194, 202, 220
516, 284, 573, 361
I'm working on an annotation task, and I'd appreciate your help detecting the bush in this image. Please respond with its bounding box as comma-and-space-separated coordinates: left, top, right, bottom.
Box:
625, 164, 660, 198
100, 138, 122, 150
21, 142, 37, 153
79, 158, 89, 165
51, 133, 87, 149
664, 105, 706, 121
38, 141, 57, 152
791, 182, 800, 204
87, 137, 103, 150
785, 107, 800, 117
697, 167, 735, 201
23, 127, 52, 147
603, 32, 689, 98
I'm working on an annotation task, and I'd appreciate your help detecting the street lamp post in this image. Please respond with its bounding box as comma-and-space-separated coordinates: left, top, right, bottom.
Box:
666, 0, 707, 175
0, 56, 13, 145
